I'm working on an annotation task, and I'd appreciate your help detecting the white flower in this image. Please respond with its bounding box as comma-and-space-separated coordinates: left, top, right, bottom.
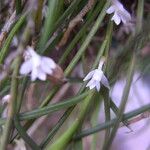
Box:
1, 94, 11, 118
106, 0, 131, 25
1, 94, 11, 104
20, 46, 56, 81
83, 57, 110, 91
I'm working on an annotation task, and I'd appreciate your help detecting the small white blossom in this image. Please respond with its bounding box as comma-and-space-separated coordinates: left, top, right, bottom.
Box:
83, 57, 110, 91
20, 46, 56, 81
106, 0, 131, 25
1, 94, 11, 118
1, 94, 11, 104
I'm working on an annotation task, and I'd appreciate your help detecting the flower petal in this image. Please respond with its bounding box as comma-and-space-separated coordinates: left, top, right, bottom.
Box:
41, 64, 53, 74
111, 12, 121, 25
37, 69, 47, 81
106, 6, 115, 14
41, 57, 56, 69
120, 10, 131, 24
20, 60, 32, 75
92, 69, 103, 81
86, 79, 94, 87
31, 68, 38, 81
101, 75, 110, 89
112, 0, 124, 10
83, 70, 95, 81
26, 46, 38, 57
2, 95, 11, 104
32, 55, 41, 67
96, 83, 101, 91
86, 79, 97, 89
40, 57, 55, 75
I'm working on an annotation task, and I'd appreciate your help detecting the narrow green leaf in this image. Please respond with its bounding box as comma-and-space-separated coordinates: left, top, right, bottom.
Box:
19, 92, 88, 120
40, 107, 74, 149
0, 15, 26, 64
74, 103, 150, 139
64, 1, 111, 76
38, 0, 64, 52
103, 54, 136, 150
46, 91, 94, 150
14, 116, 41, 150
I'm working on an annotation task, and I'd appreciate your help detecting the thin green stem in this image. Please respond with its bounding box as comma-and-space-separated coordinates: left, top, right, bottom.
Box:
14, 116, 41, 150
59, 0, 105, 65
0, 58, 20, 150
15, 0, 22, 15
40, 107, 74, 149
19, 92, 88, 120
0, 14, 26, 64
103, 54, 136, 150
46, 91, 94, 150
102, 20, 113, 144
64, 1, 110, 76
34, 0, 44, 34
0, 21, 34, 146
136, 0, 144, 33
91, 93, 101, 150
38, 0, 64, 52
74, 103, 150, 139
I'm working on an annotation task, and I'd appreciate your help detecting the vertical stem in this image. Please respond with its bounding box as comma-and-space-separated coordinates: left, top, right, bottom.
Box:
136, 0, 144, 33
91, 93, 101, 150
1, 22, 33, 147
15, 0, 22, 15
0, 58, 20, 150
102, 20, 113, 143
38, 0, 64, 52
103, 54, 136, 150
34, 0, 44, 34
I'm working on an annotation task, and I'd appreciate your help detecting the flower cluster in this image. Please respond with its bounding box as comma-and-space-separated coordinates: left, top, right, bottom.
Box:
106, 0, 131, 25
83, 57, 110, 92
20, 46, 56, 81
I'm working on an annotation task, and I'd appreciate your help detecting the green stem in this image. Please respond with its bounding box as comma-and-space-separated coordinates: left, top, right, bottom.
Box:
46, 91, 94, 150
64, 1, 110, 76
91, 93, 102, 150
0, 58, 20, 150
14, 116, 41, 150
102, 20, 113, 144
58, 0, 105, 65
103, 54, 136, 150
40, 107, 74, 149
0, 14, 26, 64
34, 0, 44, 34
38, 0, 64, 52
19, 92, 88, 120
110, 99, 131, 129
0, 22, 34, 147
15, 0, 22, 15
136, 0, 144, 33
74, 103, 150, 139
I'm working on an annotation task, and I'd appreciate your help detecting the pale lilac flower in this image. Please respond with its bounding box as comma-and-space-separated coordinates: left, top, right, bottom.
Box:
83, 57, 110, 91
20, 46, 56, 81
106, 0, 131, 25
